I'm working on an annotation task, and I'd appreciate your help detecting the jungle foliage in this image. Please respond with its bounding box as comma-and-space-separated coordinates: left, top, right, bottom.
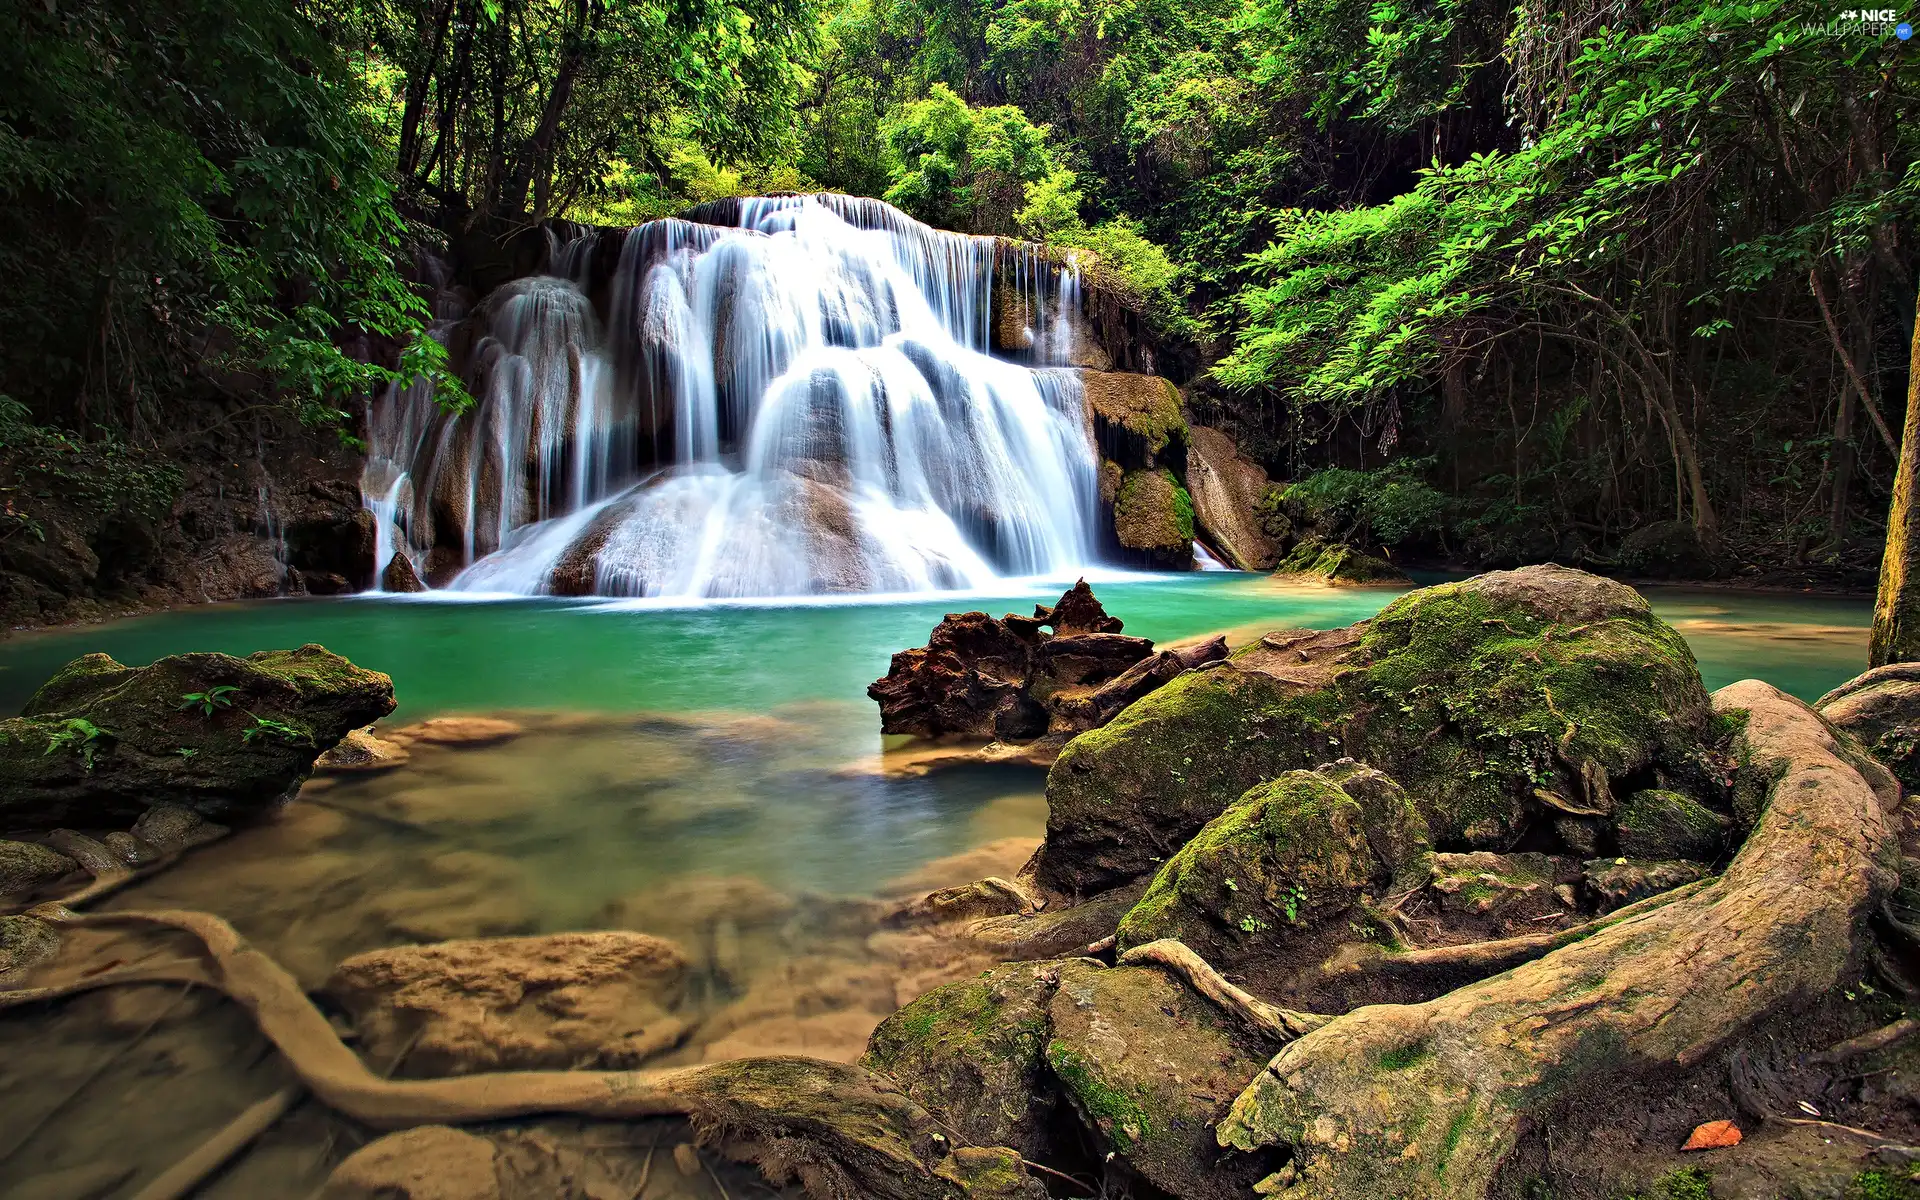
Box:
4, 0, 1918, 578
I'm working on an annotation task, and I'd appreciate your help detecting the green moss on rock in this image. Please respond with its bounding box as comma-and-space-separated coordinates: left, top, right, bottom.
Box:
1080, 370, 1186, 468
1113, 468, 1194, 566
0, 644, 395, 829
1116, 766, 1430, 961
1035, 565, 1715, 895
1045, 961, 1273, 1200
1616, 788, 1729, 861
1273, 537, 1409, 585
863, 962, 1062, 1160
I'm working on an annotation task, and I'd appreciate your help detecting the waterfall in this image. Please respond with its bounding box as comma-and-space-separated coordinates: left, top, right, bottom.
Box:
365, 195, 1098, 598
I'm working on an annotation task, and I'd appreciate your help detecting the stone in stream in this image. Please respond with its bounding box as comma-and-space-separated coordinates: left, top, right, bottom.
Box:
0, 914, 60, 977
388, 715, 525, 748
0, 839, 77, 897
1112, 467, 1194, 569
128, 800, 229, 852
869, 580, 1221, 743
316, 725, 413, 771
0, 645, 394, 830
324, 931, 692, 1075
1034, 565, 1718, 896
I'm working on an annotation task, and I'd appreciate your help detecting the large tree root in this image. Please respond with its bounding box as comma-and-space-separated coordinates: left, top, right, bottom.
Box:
8, 905, 1028, 1200
1215, 681, 1901, 1199
1118, 939, 1330, 1042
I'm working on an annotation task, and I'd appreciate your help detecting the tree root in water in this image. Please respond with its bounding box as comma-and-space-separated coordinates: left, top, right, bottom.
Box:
1215, 682, 1900, 1199
128, 1083, 304, 1200
7, 905, 1010, 1199
1117, 938, 1329, 1042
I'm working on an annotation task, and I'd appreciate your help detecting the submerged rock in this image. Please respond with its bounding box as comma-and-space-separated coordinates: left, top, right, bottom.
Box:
317, 726, 413, 772
389, 716, 524, 747
325, 931, 691, 1074
0, 645, 394, 829
0, 840, 77, 897
128, 801, 229, 852
1818, 662, 1920, 791
1271, 536, 1408, 585
321, 1126, 503, 1200
0, 914, 60, 977
1036, 565, 1716, 895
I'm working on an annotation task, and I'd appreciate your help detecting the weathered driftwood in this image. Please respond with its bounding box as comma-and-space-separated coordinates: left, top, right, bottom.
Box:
1215, 680, 1900, 1198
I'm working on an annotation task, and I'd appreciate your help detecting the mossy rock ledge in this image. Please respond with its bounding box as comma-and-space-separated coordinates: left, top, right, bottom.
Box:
1271, 537, 1409, 585
0, 645, 394, 829
1035, 564, 1718, 896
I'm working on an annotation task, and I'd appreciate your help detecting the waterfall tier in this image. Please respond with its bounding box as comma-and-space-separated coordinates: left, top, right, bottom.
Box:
365, 195, 1103, 598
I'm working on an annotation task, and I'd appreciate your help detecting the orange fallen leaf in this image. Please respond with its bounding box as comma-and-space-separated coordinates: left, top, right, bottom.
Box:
1681, 1119, 1742, 1151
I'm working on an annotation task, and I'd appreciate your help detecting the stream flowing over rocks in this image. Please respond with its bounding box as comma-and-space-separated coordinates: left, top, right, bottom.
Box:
3, 565, 1918, 1199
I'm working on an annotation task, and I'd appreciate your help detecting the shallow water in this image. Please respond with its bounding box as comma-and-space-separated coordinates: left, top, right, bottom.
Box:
0, 572, 1874, 1196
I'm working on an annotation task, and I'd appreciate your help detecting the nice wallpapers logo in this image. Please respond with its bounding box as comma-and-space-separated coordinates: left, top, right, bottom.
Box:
1809, 8, 1916, 37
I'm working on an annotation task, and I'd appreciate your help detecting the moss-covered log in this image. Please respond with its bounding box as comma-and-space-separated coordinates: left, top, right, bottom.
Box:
1212, 680, 1898, 1198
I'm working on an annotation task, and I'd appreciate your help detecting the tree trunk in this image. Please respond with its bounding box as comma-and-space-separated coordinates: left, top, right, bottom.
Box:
501, 0, 591, 219
1873, 287, 1920, 665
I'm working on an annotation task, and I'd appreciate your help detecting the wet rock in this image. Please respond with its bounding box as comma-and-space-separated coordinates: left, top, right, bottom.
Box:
320, 1126, 503, 1200
317, 726, 413, 772
1116, 766, 1431, 966
0, 914, 60, 976
1186, 425, 1280, 570
1036, 565, 1714, 895
1429, 851, 1560, 916
865, 961, 1063, 1160
389, 716, 524, 747
1582, 857, 1710, 911
1045, 961, 1274, 1199
129, 801, 229, 852
1818, 662, 1920, 791
1271, 536, 1408, 585
0, 840, 77, 897
326, 931, 690, 1074
869, 581, 1177, 742
0, 645, 394, 829
1113, 468, 1193, 569
382, 552, 427, 593
1079, 371, 1186, 468
44, 828, 122, 874
1616, 788, 1731, 861
100, 830, 161, 866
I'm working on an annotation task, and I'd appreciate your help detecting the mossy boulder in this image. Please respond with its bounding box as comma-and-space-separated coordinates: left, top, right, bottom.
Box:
1045, 961, 1276, 1199
1428, 851, 1561, 917
1616, 788, 1730, 861
1272, 537, 1409, 585
864, 961, 1063, 1161
1115, 766, 1430, 964
1186, 425, 1280, 570
1582, 857, 1710, 910
1817, 663, 1920, 791
1079, 370, 1186, 468
1113, 468, 1194, 569
1036, 565, 1715, 895
0, 645, 395, 829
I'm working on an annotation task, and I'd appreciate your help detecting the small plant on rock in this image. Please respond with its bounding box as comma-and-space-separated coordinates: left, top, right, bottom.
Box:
44, 718, 112, 770
242, 715, 313, 747
178, 686, 239, 717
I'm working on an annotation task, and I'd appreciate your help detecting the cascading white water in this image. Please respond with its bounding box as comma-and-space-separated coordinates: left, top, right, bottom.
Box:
364, 195, 1098, 598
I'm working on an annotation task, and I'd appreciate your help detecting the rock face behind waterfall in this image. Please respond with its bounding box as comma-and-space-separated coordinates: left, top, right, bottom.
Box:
868, 581, 1226, 741
0, 645, 394, 829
